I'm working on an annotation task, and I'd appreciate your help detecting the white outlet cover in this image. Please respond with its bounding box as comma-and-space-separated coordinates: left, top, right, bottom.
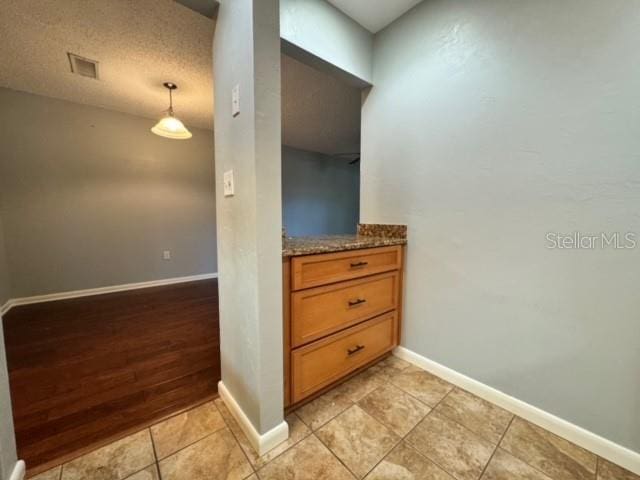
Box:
223, 170, 235, 197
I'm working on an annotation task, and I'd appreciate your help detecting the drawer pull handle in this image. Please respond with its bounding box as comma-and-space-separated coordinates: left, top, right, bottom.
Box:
350, 261, 368, 268
348, 298, 367, 307
347, 344, 365, 356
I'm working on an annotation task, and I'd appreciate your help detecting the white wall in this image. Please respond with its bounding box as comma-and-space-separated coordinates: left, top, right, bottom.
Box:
362, 0, 640, 452
0, 213, 18, 480
0, 214, 10, 308
213, 0, 284, 435
0, 319, 18, 480
280, 0, 373, 85
0, 88, 217, 298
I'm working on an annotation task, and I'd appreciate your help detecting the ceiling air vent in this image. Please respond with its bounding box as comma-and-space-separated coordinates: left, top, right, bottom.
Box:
67, 53, 99, 79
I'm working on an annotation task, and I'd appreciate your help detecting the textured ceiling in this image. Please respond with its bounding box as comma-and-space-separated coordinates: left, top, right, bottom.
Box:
327, 0, 423, 33
0, 0, 215, 130
282, 54, 361, 156
0, 1, 360, 150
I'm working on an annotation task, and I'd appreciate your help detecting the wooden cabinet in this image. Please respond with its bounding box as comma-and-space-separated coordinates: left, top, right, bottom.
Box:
284, 245, 404, 406
291, 245, 402, 290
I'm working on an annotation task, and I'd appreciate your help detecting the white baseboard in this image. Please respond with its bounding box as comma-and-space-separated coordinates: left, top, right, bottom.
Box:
0, 273, 218, 316
9, 460, 25, 480
393, 346, 640, 476
218, 381, 289, 456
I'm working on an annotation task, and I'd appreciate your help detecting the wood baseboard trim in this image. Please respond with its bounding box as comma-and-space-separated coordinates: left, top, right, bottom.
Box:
0, 273, 218, 316
9, 460, 25, 480
217, 381, 289, 456
393, 346, 640, 475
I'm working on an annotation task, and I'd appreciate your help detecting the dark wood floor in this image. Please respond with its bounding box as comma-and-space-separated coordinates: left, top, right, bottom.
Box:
3, 279, 220, 472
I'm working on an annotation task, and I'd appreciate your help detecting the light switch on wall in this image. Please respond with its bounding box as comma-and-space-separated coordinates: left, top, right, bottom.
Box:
163, 250, 171, 260
232, 84, 240, 117
223, 170, 235, 197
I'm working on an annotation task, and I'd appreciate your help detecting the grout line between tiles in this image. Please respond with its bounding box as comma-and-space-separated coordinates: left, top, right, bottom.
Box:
312, 431, 361, 479
213, 399, 258, 472
478, 415, 516, 480
147, 428, 164, 480
396, 386, 506, 480
313, 363, 459, 479
253, 429, 315, 475
387, 369, 456, 411
497, 416, 585, 480
149, 427, 159, 462
351, 403, 403, 479
32, 397, 220, 479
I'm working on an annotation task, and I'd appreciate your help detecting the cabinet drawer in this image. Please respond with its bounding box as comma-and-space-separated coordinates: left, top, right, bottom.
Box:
291, 246, 402, 290
291, 312, 397, 403
292, 272, 399, 347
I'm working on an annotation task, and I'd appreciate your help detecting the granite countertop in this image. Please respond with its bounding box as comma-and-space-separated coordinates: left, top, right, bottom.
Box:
282, 224, 407, 257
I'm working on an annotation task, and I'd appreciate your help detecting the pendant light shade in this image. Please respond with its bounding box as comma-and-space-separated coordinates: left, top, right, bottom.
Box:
151, 83, 192, 140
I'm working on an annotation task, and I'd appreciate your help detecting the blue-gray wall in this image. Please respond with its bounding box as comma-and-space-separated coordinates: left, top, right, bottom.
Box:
361, 0, 640, 453
0, 88, 217, 298
282, 146, 359, 236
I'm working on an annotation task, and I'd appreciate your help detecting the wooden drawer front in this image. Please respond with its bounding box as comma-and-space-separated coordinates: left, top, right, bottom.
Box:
292, 272, 399, 347
291, 312, 396, 403
291, 246, 402, 290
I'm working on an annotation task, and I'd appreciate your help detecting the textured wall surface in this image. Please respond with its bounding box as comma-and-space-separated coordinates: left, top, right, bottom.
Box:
0, 213, 16, 480
0, 319, 18, 480
282, 54, 361, 156
213, 0, 284, 433
362, 0, 640, 452
283, 146, 359, 236
0, 215, 10, 307
280, 0, 373, 84
0, 88, 217, 298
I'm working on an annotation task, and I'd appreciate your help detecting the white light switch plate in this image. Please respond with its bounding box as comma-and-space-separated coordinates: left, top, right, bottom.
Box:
223, 170, 235, 197
232, 84, 240, 117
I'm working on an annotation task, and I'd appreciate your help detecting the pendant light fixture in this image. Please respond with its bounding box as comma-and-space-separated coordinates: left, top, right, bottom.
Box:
151, 82, 192, 140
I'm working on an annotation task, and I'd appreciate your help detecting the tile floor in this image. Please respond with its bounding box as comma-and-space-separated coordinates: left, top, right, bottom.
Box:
31, 355, 638, 480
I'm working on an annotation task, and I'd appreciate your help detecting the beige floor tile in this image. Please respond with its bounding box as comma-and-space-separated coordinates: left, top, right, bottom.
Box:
365, 441, 454, 480
215, 397, 246, 439
316, 405, 400, 479
340, 368, 383, 402
257, 434, 355, 480
159, 427, 253, 480
358, 384, 431, 436
31, 467, 62, 480
390, 366, 454, 407
250, 413, 311, 468
123, 465, 159, 480
151, 401, 226, 459
481, 449, 552, 480
368, 355, 411, 381
295, 382, 354, 430
405, 411, 495, 480
61, 429, 155, 480
598, 459, 640, 480
215, 398, 310, 468
500, 417, 597, 480
435, 389, 513, 444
